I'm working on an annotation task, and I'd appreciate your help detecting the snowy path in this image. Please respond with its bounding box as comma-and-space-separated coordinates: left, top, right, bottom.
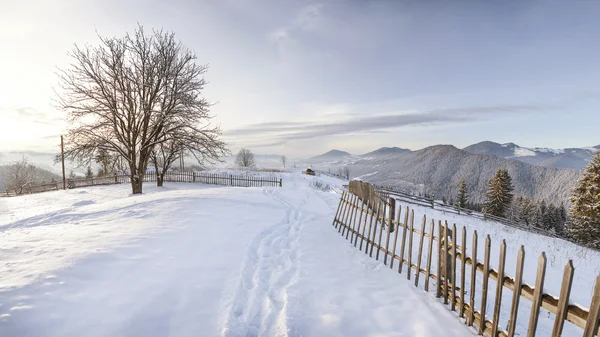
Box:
0, 174, 475, 336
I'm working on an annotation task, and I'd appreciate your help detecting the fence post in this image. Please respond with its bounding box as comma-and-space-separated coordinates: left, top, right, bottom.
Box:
230, 175, 233, 186
583, 275, 600, 337
551, 260, 574, 337
193, 171, 196, 183
527, 253, 547, 337
431, 193, 435, 209
279, 178, 282, 187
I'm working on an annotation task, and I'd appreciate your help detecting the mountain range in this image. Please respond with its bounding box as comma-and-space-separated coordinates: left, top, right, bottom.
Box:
303, 141, 596, 205
462, 141, 599, 170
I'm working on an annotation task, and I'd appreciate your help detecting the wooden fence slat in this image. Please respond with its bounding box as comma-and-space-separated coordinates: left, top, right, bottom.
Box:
415, 215, 426, 287
383, 199, 396, 265
424, 219, 435, 292
508, 246, 525, 337
436, 220, 443, 298
407, 210, 415, 280
351, 199, 364, 244
339, 194, 353, 233
359, 199, 370, 249
343, 195, 357, 238
367, 201, 381, 256
583, 275, 600, 337
375, 201, 388, 260
347, 195, 360, 240
479, 235, 491, 335
353, 199, 366, 246
389, 205, 402, 269
526, 252, 547, 337
334, 192, 347, 230
459, 226, 467, 318
451, 223, 457, 311
398, 207, 409, 274
369, 200, 382, 257
360, 196, 373, 251
491, 240, 507, 336
333, 191, 345, 227
443, 221, 449, 304
551, 260, 575, 337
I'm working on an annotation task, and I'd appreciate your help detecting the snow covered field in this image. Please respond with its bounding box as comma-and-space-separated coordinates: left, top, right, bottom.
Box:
0, 172, 475, 337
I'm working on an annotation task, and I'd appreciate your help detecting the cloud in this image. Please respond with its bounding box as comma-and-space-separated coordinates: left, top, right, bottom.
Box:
15, 107, 46, 119
225, 104, 551, 147
268, 3, 326, 52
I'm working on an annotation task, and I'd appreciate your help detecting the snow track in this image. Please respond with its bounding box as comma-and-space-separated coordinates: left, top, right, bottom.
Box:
221, 188, 308, 337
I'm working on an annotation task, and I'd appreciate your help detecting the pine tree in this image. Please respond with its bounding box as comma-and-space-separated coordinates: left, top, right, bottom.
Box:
457, 179, 468, 209
85, 166, 94, 179
559, 202, 567, 223
534, 200, 547, 228
484, 169, 514, 217
519, 197, 535, 226
566, 150, 600, 248
545, 203, 557, 231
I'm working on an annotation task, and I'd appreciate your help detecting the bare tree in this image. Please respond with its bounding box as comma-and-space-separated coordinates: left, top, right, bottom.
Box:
236, 149, 256, 168
281, 155, 287, 169
2, 157, 35, 195
342, 166, 351, 180
56, 25, 227, 194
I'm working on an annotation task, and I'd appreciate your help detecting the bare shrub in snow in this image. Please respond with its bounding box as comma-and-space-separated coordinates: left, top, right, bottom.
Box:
236, 149, 256, 168
1, 157, 35, 195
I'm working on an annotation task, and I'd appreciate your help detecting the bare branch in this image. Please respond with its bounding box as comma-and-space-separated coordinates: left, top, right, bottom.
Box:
56, 25, 228, 193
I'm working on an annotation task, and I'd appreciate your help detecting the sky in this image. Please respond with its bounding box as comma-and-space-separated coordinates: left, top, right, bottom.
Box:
1, 0, 600, 160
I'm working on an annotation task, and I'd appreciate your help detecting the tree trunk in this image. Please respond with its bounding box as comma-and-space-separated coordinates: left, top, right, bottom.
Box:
131, 175, 143, 194
157, 173, 164, 187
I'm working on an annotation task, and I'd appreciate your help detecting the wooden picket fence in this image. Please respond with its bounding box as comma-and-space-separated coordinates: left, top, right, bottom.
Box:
67, 171, 282, 189
332, 191, 600, 337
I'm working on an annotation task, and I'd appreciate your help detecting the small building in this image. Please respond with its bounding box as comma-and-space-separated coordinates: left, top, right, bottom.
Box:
304, 167, 315, 176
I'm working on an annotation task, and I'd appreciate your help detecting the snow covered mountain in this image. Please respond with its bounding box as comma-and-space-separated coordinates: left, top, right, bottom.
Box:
306, 150, 353, 164
307, 145, 579, 205
361, 147, 411, 158
463, 141, 599, 170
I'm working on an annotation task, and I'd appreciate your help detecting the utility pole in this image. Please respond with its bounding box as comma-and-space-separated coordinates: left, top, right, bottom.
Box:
61, 135, 66, 190
179, 147, 184, 171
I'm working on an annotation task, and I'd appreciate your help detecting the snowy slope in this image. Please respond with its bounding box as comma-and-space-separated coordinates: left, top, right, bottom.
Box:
0, 172, 474, 337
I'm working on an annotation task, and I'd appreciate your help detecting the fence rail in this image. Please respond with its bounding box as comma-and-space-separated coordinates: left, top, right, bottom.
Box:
364, 183, 562, 239
67, 171, 282, 189
4, 182, 59, 197
332, 190, 600, 337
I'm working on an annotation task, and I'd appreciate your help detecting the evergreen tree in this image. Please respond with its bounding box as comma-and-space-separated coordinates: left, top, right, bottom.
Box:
566, 151, 600, 248
519, 197, 535, 226
484, 169, 514, 217
559, 202, 567, 223
85, 166, 94, 179
457, 179, 468, 209
534, 200, 547, 228
545, 203, 557, 231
